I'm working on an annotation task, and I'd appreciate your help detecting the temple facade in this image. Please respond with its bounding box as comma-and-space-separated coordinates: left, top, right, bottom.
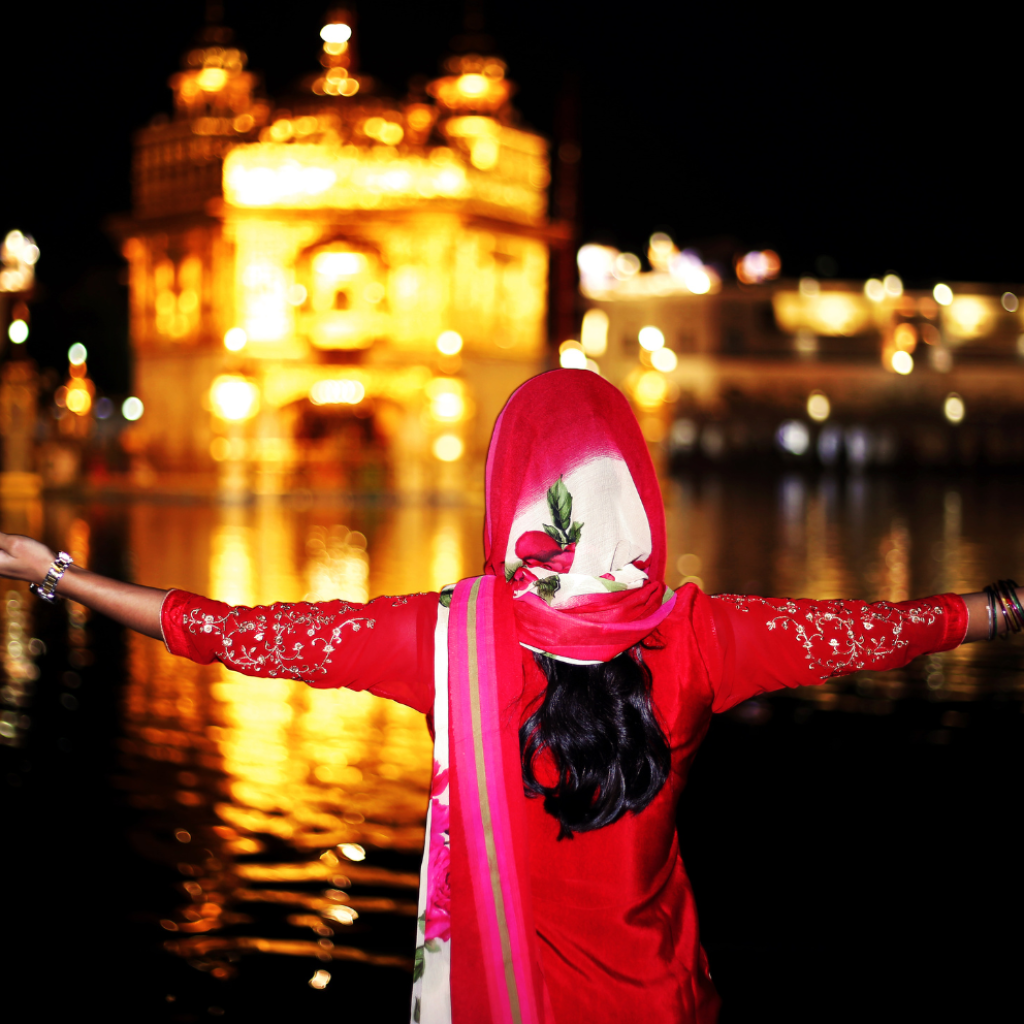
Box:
118, 12, 554, 495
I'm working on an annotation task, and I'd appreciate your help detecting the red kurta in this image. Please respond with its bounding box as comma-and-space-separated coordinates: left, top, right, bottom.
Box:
161, 585, 967, 1023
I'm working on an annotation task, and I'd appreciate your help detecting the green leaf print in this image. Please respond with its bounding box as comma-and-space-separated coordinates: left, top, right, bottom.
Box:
413, 944, 425, 982
547, 477, 573, 539
534, 575, 561, 604
504, 560, 523, 582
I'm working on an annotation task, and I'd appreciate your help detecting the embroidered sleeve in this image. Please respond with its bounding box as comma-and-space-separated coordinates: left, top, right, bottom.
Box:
160, 590, 439, 714
707, 592, 968, 714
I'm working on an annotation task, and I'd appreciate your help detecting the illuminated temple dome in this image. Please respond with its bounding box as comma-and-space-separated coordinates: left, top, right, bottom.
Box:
118, 9, 554, 494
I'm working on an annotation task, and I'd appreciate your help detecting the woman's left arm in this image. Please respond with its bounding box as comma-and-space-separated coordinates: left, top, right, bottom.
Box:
707, 590, 992, 714
0, 532, 166, 639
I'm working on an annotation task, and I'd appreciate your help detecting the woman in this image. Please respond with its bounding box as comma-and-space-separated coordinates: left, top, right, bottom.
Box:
0, 370, 1014, 1023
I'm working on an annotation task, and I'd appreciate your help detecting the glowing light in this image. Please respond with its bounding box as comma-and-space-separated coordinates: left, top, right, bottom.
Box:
945, 295, 995, 340
651, 347, 677, 372
891, 350, 914, 374
456, 74, 489, 98
436, 330, 463, 355
864, 278, 885, 302
224, 327, 247, 352
893, 323, 917, 351
559, 341, 587, 369
777, 420, 810, 456
799, 277, 820, 297
634, 370, 668, 408
68, 343, 87, 365
122, 397, 144, 421
66, 385, 92, 415
943, 393, 965, 424
735, 249, 781, 284
669, 251, 715, 294
210, 376, 261, 421
310, 379, 365, 405
320, 23, 352, 44
433, 434, 464, 461
1001, 292, 1018, 312
309, 970, 332, 990
580, 309, 609, 356
648, 232, 678, 271
638, 326, 665, 352
806, 391, 831, 422
614, 253, 641, 279
426, 379, 466, 421
314, 252, 366, 278
338, 843, 366, 862
287, 284, 308, 306
933, 283, 954, 306
883, 273, 903, 297
7, 319, 28, 344
197, 68, 228, 92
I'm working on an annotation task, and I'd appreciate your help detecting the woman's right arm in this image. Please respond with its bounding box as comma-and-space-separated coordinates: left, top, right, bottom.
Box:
0, 531, 438, 714
0, 532, 166, 638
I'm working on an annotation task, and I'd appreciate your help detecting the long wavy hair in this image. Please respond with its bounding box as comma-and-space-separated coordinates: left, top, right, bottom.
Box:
519, 641, 672, 839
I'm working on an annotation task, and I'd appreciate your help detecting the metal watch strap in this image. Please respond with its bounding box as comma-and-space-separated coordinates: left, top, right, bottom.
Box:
29, 551, 74, 603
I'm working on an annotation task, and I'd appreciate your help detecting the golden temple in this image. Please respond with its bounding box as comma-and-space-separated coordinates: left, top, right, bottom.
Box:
116, 10, 556, 496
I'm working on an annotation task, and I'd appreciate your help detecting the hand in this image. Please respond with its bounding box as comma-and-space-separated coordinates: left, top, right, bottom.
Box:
0, 533, 57, 584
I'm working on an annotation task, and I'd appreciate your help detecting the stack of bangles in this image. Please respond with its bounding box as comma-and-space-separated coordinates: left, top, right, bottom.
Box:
983, 580, 1024, 640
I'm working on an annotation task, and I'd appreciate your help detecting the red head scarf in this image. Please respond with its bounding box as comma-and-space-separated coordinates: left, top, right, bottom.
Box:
482, 368, 675, 662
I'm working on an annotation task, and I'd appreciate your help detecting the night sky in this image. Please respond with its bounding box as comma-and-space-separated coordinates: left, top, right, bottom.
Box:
3, 1, 1020, 390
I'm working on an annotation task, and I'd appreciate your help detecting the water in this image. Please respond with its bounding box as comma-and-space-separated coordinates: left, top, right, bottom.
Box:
3, 470, 1023, 1022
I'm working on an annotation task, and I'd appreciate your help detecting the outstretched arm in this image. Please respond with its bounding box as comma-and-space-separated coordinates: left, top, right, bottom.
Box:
0, 532, 166, 639
0, 531, 438, 713
708, 588, 1001, 714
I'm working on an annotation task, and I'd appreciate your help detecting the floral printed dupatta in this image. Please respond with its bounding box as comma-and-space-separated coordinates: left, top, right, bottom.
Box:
413, 370, 675, 1023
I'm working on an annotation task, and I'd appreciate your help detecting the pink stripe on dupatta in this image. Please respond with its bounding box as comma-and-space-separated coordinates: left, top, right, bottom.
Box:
448, 575, 547, 1024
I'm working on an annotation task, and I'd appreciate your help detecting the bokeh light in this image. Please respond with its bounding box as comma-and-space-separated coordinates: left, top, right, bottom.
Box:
580, 309, 609, 356
433, 434, 464, 461
7, 319, 28, 344
943, 393, 965, 424
122, 397, 144, 421
891, 351, 914, 374
933, 283, 954, 306
210, 376, 261, 421
436, 330, 463, 355
650, 347, 677, 372
224, 327, 247, 351
559, 341, 587, 369
68, 342, 88, 365
806, 391, 831, 422
638, 326, 665, 351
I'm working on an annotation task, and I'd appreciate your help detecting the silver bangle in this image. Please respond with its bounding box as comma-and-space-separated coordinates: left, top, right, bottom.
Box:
29, 551, 73, 603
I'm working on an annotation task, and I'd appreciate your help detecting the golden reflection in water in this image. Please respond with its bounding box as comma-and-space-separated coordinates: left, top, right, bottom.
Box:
0, 497, 42, 748
121, 502, 455, 977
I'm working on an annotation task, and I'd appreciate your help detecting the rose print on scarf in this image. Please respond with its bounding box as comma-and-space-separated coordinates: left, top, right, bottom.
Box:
424, 763, 451, 943
505, 477, 584, 603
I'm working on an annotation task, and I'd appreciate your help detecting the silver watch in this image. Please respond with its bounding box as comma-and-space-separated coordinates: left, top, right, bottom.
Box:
29, 551, 74, 603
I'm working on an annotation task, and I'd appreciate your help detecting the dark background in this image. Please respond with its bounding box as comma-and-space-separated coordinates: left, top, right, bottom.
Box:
2, 1, 1021, 391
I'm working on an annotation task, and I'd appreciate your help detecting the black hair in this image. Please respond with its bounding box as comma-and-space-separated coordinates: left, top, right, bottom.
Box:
519, 642, 672, 839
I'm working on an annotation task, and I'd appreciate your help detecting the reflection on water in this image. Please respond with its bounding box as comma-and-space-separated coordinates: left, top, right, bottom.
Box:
117, 502, 484, 988
4, 471, 1024, 1013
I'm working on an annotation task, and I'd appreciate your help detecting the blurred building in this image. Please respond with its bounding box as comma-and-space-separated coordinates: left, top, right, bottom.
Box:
115, 12, 555, 495
573, 240, 1024, 467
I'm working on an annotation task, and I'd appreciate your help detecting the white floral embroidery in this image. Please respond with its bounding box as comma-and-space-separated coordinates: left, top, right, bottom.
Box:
182, 602, 374, 679
711, 594, 945, 680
